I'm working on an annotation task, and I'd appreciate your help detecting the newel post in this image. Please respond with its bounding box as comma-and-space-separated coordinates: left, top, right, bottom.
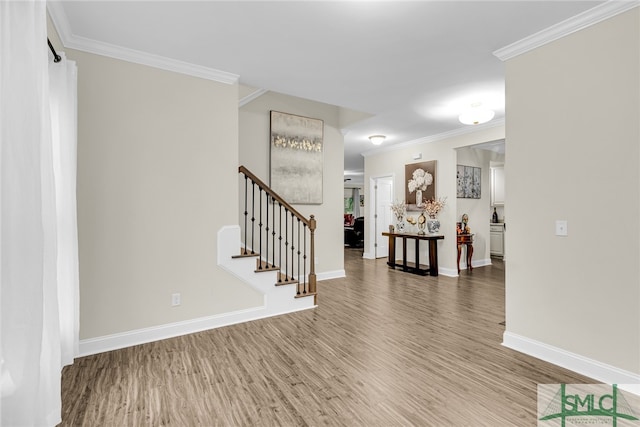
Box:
309, 215, 317, 299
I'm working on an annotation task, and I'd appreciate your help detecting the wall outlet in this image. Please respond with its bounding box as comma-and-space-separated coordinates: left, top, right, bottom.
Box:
171, 293, 181, 306
555, 220, 568, 236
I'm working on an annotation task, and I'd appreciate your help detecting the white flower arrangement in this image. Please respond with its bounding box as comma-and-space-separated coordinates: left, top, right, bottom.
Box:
407, 168, 433, 193
390, 201, 406, 220
423, 197, 447, 219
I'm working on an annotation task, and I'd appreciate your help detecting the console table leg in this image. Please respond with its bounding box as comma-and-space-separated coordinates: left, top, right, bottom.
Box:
402, 237, 408, 271
428, 240, 438, 276
387, 235, 396, 268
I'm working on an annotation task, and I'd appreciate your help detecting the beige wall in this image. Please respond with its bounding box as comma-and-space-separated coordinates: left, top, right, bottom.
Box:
239, 92, 345, 276
49, 22, 263, 340
364, 126, 505, 272
505, 9, 640, 373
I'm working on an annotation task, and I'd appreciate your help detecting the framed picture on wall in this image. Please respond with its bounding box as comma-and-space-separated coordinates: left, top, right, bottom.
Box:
405, 160, 437, 211
269, 111, 324, 204
457, 164, 481, 199
472, 167, 481, 199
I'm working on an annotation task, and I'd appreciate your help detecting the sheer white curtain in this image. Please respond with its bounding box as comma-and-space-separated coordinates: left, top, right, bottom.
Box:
352, 188, 360, 218
49, 52, 79, 367
1, 1, 79, 425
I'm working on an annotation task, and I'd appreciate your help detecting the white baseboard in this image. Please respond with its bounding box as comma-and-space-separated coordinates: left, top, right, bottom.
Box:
443, 258, 492, 277
317, 269, 346, 281
79, 304, 316, 357
354, 259, 490, 278
362, 252, 375, 260
438, 267, 459, 277
456, 258, 492, 271
78, 267, 340, 357
79, 225, 342, 358
472, 258, 492, 268
503, 331, 640, 395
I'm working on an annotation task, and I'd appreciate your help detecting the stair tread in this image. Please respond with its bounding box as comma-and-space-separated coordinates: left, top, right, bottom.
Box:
255, 260, 279, 272
295, 292, 317, 299
232, 248, 259, 258
275, 272, 298, 285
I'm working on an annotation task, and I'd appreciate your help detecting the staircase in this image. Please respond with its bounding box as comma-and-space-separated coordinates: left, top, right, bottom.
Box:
217, 166, 317, 317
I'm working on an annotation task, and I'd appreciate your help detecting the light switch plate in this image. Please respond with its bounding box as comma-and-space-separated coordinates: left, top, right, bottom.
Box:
555, 220, 568, 236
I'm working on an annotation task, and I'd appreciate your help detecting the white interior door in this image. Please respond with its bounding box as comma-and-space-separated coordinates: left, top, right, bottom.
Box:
374, 177, 393, 258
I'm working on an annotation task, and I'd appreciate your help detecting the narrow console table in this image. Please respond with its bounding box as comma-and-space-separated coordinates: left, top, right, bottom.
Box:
381, 232, 444, 276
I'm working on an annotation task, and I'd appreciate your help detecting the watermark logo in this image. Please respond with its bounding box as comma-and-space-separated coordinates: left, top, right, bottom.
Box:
538, 384, 640, 426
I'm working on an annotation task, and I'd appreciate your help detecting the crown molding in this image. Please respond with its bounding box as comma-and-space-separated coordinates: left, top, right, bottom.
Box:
46, 2, 239, 84
361, 118, 505, 158
494, 1, 640, 61
239, 88, 269, 107
67, 35, 239, 84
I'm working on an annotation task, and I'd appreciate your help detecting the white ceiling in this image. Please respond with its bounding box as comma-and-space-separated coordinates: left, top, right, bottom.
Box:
50, 1, 606, 184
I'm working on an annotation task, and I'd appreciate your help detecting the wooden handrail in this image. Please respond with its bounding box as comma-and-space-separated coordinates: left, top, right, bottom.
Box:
238, 165, 313, 230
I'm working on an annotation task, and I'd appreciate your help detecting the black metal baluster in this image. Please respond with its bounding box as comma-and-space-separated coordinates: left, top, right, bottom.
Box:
290, 212, 295, 283
243, 175, 248, 255
284, 209, 289, 282
258, 188, 263, 270
265, 194, 269, 268
251, 181, 256, 254
278, 203, 283, 283
303, 224, 308, 294
272, 197, 276, 269
297, 218, 301, 295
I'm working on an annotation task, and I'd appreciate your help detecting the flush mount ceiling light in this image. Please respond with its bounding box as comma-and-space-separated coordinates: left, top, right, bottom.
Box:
459, 102, 495, 125
369, 135, 386, 145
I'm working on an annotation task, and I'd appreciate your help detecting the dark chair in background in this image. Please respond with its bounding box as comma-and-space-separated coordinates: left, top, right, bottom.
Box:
345, 217, 364, 248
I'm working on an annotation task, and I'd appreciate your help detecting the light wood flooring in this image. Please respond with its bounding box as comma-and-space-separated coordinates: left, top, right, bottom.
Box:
61, 248, 593, 426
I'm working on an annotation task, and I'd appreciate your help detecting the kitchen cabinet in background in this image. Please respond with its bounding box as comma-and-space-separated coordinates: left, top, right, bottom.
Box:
491, 166, 505, 206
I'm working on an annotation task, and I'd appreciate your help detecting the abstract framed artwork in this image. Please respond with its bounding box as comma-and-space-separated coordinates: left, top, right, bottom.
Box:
270, 111, 324, 204
405, 160, 437, 211
456, 165, 481, 199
